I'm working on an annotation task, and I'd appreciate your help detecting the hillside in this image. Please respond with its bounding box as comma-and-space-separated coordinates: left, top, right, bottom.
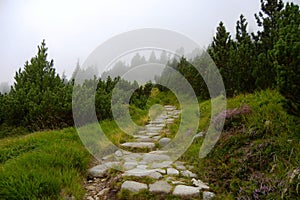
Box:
1, 89, 299, 199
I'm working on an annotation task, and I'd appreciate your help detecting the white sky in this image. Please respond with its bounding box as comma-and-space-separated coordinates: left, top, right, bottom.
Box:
0, 0, 299, 84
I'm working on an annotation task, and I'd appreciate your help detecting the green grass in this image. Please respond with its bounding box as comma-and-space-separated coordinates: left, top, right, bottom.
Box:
0, 128, 92, 200
1, 89, 298, 199
179, 90, 300, 199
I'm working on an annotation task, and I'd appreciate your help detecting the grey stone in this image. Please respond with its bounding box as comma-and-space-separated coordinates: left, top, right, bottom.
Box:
203, 191, 216, 200
136, 130, 147, 135
158, 137, 171, 146
136, 165, 147, 169
142, 153, 171, 163
155, 168, 166, 174
104, 162, 120, 168
123, 162, 137, 170
121, 142, 155, 149
115, 150, 123, 157
88, 164, 109, 178
152, 136, 161, 141
175, 165, 186, 170
121, 181, 148, 193
171, 181, 186, 185
191, 178, 209, 189
167, 168, 179, 176
194, 132, 204, 139
173, 185, 200, 197
149, 181, 172, 194
146, 132, 160, 137
166, 118, 175, 124
150, 161, 172, 169
97, 188, 109, 196
136, 137, 154, 142
123, 153, 142, 162
181, 170, 197, 178
123, 168, 162, 179
146, 127, 162, 132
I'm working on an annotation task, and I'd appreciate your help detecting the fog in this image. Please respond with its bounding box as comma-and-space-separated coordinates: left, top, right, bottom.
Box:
0, 0, 298, 86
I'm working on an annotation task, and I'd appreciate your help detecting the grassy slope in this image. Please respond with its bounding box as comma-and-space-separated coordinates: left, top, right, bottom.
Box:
181, 90, 300, 199
0, 128, 92, 200
0, 89, 299, 199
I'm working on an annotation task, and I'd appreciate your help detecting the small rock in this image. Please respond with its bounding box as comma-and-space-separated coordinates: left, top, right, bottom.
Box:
167, 168, 179, 176
194, 132, 204, 139
149, 181, 172, 194
191, 178, 209, 189
158, 137, 171, 146
88, 164, 109, 178
203, 191, 215, 200
155, 168, 166, 174
175, 165, 186, 170
97, 188, 109, 196
171, 181, 186, 185
181, 170, 197, 178
115, 150, 123, 157
87, 197, 94, 200
121, 181, 148, 193
86, 185, 96, 191
173, 185, 200, 197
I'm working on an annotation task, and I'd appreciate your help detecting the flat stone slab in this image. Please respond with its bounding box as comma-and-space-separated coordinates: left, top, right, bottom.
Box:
136, 137, 155, 142
173, 185, 200, 197
146, 127, 163, 132
88, 164, 109, 178
123, 162, 138, 170
167, 168, 179, 176
150, 161, 172, 169
121, 142, 155, 149
146, 132, 161, 137
158, 137, 171, 146
123, 168, 163, 179
142, 153, 171, 163
121, 181, 148, 193
149, 181, 172, 194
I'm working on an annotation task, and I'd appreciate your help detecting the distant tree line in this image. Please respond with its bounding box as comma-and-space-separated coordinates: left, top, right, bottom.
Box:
0, 0, 298, 134
157, 0, 299, 116
0, 41, 152, 132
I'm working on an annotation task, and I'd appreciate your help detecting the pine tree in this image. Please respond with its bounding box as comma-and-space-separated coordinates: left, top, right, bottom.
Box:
234, 15, 255, 93
6, 40, 71, 129
252, 0, 284, 89
272, 3, 300, 116
209, 22, 234, 96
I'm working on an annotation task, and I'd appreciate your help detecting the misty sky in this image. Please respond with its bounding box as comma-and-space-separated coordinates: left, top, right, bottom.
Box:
1, 0, 299, 84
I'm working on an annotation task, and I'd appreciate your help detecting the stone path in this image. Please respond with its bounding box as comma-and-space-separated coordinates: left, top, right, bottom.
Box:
83, 105, 215, 200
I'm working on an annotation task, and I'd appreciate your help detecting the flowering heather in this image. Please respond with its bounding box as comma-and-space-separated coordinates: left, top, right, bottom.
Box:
213, 104, 252, 130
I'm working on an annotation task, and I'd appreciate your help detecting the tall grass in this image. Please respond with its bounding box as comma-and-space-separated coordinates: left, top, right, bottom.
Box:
180, 90, 300, 199
0, 128, 91, 200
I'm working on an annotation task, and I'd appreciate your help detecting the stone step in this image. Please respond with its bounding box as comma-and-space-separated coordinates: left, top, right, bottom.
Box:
121, 142, 155, 150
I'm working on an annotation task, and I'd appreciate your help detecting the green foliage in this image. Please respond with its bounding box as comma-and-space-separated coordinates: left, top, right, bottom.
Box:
272, 3, 300, 116
3, 41, 73, 130
180, 90, 300, 199
0, 128, 91, 200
